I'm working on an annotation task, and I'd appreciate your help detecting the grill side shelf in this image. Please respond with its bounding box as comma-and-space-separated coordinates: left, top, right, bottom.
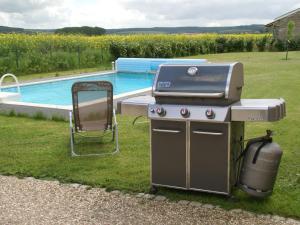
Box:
231, 98, 286, 122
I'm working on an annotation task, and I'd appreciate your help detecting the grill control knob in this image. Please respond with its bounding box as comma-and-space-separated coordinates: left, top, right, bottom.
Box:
205, 108, 215, 119
156, 107, 166, 116
180, 108, 190, 118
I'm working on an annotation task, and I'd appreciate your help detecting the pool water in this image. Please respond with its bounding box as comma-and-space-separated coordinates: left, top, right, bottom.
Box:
3, 72, 155, 106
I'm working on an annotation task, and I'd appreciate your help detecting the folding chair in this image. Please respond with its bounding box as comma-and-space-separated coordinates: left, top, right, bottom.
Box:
69, 81, 119, 156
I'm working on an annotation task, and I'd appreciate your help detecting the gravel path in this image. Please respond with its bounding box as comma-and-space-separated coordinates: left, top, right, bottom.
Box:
0, 175, 299, 225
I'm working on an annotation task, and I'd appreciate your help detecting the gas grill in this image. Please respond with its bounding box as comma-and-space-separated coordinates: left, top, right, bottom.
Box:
148, 62, 286, 196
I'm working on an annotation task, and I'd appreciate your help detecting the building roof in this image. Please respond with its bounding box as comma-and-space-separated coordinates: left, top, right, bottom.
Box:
266, 8, 300, 27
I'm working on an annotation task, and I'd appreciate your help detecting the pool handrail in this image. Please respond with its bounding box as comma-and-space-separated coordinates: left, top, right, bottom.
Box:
0, 73, 21, 93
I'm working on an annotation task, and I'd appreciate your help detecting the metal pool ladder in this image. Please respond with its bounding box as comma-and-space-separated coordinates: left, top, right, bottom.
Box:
0, 73, 21, 94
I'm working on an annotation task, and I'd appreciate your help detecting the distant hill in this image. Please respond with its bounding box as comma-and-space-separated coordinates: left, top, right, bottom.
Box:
0, 26, 54, 34
106, 25, 266, 34
0, 24, 266, 35
0, 26, 25, 33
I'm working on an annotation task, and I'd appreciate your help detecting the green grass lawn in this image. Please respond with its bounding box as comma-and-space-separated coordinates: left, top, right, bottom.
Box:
0, 51, 300, 218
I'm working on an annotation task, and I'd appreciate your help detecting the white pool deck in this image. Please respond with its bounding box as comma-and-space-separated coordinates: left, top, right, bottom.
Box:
0, 70, 152, 120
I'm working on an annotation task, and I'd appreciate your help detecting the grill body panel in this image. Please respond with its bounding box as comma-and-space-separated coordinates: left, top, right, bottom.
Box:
189, 122, 229, 193
151, 120, 187, 188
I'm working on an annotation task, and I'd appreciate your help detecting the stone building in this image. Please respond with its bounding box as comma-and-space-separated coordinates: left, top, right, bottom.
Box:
266, 8, 300, 40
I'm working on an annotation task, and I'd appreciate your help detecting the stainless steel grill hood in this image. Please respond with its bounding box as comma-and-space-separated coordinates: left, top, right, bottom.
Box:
153, 62, 244, 106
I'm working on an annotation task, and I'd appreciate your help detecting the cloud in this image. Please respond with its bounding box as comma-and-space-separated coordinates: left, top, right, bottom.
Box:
0, 0, 71, 28
0, 0, 54, 13
122, 0, 300, 26
0, 0, 299, 28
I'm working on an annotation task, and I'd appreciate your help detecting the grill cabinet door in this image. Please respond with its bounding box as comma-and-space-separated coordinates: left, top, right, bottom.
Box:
190, 122, 229, 194
151, 120, 186, 188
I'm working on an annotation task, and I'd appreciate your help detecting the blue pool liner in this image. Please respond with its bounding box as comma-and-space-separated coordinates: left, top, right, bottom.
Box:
115, 58, 207, 73
2, 72, 155, 106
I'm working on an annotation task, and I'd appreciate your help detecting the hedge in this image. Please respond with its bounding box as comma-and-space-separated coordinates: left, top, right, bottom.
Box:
0, 33, 299, 75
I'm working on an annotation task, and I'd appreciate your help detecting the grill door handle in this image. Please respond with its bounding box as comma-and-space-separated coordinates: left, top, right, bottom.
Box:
153, 91, 224, 98
152, 128, 181, 134
192, 130, 223, 136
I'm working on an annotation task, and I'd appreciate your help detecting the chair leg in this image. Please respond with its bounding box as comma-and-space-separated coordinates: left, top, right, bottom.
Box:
70, 127, 78, 157
114, 123, 119, 154
69, 111, 78, 157
69, 109, 119, 157
113, 109, 119, 154
112, 126, 115, 142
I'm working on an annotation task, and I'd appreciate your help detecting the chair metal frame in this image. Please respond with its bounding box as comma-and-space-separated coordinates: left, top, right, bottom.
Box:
69, 81, 119, 157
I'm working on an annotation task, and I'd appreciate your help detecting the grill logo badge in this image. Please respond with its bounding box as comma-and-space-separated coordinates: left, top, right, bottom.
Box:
157, 81, 171, 88
187, 67, 198, 76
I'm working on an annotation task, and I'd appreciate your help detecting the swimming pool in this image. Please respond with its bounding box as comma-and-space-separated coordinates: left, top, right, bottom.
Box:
3, 72, 155, 106
0, 58, 207, 119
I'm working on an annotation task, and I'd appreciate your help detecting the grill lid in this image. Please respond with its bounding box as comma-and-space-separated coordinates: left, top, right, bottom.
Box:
153, 62, 244, 105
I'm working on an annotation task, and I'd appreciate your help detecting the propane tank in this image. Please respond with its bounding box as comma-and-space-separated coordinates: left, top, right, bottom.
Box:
238, 130, 283, 198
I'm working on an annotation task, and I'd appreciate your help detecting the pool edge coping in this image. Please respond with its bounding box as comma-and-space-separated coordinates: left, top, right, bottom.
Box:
0, 87, 152, 120
1, 70, 116, 89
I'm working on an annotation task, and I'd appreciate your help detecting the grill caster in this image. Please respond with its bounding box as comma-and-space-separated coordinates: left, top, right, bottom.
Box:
150, 185, 158, 194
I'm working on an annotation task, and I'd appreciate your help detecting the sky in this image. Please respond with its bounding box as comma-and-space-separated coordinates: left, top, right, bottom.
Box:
0, 0, 300, 29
